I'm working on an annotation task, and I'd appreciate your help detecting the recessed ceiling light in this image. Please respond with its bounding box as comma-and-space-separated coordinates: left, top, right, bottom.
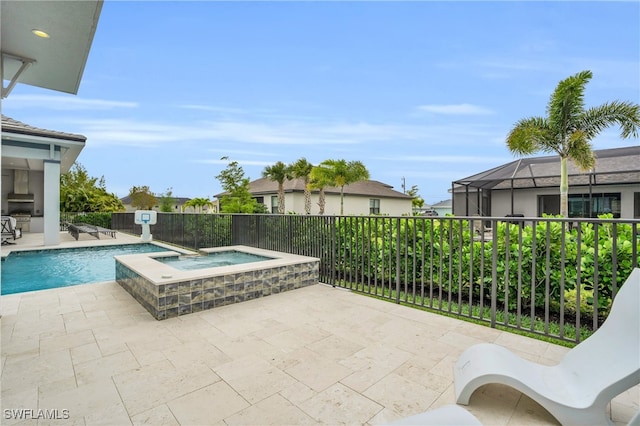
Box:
32, 29, 50, 39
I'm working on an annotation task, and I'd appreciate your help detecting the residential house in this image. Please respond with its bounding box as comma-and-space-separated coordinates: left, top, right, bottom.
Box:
1, 1, 103, 245
218, 177, 413, 215
431, 199, 452, 217
452, 146, 640, 219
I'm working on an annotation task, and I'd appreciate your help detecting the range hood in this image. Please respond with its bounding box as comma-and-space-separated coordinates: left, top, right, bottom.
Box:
7, 169, 35, 202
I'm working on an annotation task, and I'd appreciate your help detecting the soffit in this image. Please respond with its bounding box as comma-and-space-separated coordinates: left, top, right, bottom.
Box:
1, 0, 103, 95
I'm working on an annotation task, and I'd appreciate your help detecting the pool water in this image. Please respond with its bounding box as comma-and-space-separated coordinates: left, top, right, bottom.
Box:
158, 250, 272, 271
1, 244, 169, 295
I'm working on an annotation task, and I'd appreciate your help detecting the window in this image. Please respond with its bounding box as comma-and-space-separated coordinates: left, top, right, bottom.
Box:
271, 196, 278, 214
568, 193, 621, 218
369, 199, 380, 214
634, 192, 640, 219
539, 193, 622, 218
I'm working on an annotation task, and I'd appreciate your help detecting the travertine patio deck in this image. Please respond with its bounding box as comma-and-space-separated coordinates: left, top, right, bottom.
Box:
1, 234, 638, 425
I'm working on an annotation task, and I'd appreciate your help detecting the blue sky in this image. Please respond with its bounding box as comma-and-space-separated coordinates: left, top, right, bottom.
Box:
3, 1, 639, 204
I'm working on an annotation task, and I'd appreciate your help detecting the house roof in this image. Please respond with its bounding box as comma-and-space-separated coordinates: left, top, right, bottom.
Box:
1, 115, 86, 142
453, 146, 640, 191
431, 199, 452, 208
217, 177, 412, 199
1, 0, 103, 96
1, 114, 86, 173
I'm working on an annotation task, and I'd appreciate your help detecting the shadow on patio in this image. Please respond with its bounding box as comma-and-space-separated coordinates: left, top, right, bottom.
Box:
1, 279, 637, 425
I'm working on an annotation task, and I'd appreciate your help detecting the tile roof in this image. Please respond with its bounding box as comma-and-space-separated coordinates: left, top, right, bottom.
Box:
216, 178, 411, 199
242, 177, 412, 199
1, 114, 86, 142
431, 199, 452, 208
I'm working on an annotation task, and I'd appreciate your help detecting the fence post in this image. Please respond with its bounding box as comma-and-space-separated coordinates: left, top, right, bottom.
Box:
490, 222, 498, 328
395, 218, 401, 304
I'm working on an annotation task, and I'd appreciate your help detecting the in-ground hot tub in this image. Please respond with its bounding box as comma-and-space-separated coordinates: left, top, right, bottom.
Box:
115, 245, 320, 320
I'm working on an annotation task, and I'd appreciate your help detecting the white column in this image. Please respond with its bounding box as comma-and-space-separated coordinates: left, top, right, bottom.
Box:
43, 159, 61, 246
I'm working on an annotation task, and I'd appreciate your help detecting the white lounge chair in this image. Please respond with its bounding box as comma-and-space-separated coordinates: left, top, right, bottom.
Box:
387, 404, 482, 425
454, 268, 640, 426
1, 215, 22, 245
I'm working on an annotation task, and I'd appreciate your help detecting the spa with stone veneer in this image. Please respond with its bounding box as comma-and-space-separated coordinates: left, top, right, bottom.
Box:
115, 245, 320, 320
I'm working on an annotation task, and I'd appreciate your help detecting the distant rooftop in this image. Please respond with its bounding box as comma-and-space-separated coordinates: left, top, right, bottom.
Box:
218, 177, 412, 199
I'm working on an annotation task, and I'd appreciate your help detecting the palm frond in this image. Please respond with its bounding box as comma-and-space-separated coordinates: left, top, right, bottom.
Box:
547, 70, 592, 137
506, 117, 554, 155
580, 101, 640, 140
566, 132, 595, 171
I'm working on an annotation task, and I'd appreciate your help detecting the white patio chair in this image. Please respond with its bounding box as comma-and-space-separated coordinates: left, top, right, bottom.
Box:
387, 404, 482, 425
1, 215, 22, 245
454, 268, 640, 425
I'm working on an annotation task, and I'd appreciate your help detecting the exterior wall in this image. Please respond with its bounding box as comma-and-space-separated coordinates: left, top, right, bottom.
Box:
455, 184, 639, 218
258, 192, 412, 216
453, 191, 481, 216
433, 206, 452, 216
336, 194, 411, 216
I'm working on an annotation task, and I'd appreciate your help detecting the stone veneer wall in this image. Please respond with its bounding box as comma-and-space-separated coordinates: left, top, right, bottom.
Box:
116, 260, 319, 320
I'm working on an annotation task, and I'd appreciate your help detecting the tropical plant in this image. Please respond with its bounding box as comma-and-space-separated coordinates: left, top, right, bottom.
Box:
158, 187, 175, 212
216, 157, 260, 213
184, 197, 213, 213
128, 185, 157, 210
290, 158, 314, 214
506, 70, 640, 217
318, 159, 370, 215
406, 184, 425, 212
262, 161, 291, 214
60, 163, 123, 212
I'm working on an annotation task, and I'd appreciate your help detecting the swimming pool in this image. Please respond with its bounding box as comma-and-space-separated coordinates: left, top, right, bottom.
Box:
157, 250, 273, 271
1, 244, 171, 295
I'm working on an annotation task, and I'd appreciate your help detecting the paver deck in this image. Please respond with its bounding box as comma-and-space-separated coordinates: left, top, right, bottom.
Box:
1, 233, 638, 425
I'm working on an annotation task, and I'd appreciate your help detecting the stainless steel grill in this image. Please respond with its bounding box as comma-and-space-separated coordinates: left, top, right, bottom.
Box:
11, 213, 31, 233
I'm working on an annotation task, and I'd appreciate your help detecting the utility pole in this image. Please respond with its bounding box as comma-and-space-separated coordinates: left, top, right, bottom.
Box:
401, 176, 406, 193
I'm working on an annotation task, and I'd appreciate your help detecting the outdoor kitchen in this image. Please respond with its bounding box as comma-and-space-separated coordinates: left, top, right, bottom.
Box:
1, 169, 45, 233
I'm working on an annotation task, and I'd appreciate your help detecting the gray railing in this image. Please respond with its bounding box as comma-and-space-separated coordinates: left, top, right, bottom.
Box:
111, 212, 640, 344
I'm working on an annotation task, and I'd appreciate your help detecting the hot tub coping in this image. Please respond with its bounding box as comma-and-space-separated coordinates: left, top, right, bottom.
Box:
115, 245, 320, 285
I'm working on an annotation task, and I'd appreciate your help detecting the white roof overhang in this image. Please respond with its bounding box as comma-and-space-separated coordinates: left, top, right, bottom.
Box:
1, 0, 103, 97
1, 115, 86, 173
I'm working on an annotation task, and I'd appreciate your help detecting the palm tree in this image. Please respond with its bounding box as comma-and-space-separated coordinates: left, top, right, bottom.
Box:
290, 158, 314, 214
319, 159, 370, 215
262, 161, 291, 214
184, 197, 212, 213
309, 164, 333, 215
506, 70, 639, 217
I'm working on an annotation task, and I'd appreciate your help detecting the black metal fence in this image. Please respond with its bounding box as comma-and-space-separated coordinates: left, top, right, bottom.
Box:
111, 212, 640, 343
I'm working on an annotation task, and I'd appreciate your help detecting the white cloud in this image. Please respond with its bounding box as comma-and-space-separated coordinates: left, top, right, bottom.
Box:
374, 155, 509, 164
31, 113, 506, 151
61, 118, 419, 147
4, 94, 138, 110
417, 103, 494, 115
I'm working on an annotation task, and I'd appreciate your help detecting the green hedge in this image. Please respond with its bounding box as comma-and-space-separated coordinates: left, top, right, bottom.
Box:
334, 216, 639, 316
